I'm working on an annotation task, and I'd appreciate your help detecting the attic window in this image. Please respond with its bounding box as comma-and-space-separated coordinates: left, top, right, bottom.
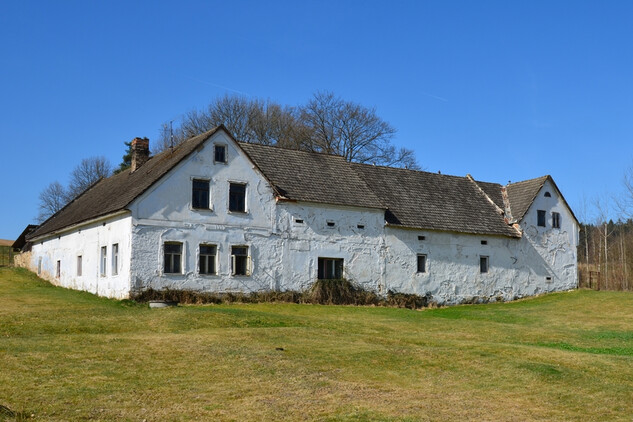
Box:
481, 240, 488, 245
327, 221, 335, 228
229, 182, 247, 212
357, 224, 365, 229
214, 145, 227, 163
544, 192, 551, 197
418, 235, 426, 241
192, 179, 210, 209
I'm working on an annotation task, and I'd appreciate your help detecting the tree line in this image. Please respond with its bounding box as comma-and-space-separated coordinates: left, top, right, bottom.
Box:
37, 92, 418, 222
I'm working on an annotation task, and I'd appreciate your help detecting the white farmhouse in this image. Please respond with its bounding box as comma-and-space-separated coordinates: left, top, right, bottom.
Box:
21, 126, 579, 304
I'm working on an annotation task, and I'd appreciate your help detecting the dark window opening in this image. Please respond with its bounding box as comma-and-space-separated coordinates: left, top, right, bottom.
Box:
164, 242, 182, 274
418, 235, 426, 241
214, 145, 227, 163
480, 256, 489, 273
417, 254, 427, 273
481, 240, 488, 245
229, 183, 246, 212
295, 219, 304, 224
546, 276, 552, 281
199, 244, 217, 275
192, 179, 210, 209
318, 257, 343, 280
552, 212, 561, 229
327, 221, 335, 227
544, 192, 551, 197
537, 210, 546, 227
357, 224, 365, 229
231, 246, 249, 276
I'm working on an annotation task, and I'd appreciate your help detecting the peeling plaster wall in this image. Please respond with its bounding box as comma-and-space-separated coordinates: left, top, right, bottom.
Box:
383, 180, 578, 304
128, 131, 281, 292
27, 214, 132, 298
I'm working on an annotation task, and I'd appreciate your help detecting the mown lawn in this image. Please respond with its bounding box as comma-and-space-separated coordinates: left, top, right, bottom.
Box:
1, 267, 632, 421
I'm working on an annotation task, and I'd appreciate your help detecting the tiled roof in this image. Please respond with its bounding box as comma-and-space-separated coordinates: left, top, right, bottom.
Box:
238, 143, 383, 210
28, 128, 222, 240
505, 176, 549, 222
30, 127, 559, 240
351, 164, 519, 237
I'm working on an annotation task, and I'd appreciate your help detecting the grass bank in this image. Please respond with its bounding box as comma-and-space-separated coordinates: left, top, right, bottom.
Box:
1, 267, 632, 421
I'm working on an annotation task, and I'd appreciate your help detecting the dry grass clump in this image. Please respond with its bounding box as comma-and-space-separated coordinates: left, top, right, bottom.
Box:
131, 279, 435, 309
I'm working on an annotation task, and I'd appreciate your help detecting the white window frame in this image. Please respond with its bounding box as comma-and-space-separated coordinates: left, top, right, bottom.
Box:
164, 242, 183, 275
228, 181, 248, 213
199, 244, 218, 275
230, 245, 251, 276
112, 243, 119, 276
191, 178, 211, 210
100, 246, 107, 277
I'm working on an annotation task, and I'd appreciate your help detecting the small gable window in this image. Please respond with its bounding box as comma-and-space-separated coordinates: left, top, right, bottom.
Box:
417, 254, 427, 273
229, 182, 247, 212
552, 212, 561, 229
192, 179, 210, 209
214, 145, 227, 163
537, 210, 546, 227
164, 242, 183, 274
480, 256, 489, 274
544, 192, 551, 197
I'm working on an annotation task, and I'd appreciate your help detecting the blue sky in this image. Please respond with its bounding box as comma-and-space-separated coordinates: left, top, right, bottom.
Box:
1, 1, 632, 239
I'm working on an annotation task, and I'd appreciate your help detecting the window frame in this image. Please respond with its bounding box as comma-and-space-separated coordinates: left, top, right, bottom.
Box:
317, 257, 344, 280
231, 245, 251, 276
228, 182, 247, 213
77, 255, 82, 277
480, 256, 489, 274
100, 246, 107, 277
112, 243, 119, 276
537, 210, 546, 227
199, 244, 218, 275
164, 242, 183, 274
552, 212, 561, 229
214, 144, 227, 164
192, 178, 211, 210
56, 260, 61, 278
417, 254, 427, 273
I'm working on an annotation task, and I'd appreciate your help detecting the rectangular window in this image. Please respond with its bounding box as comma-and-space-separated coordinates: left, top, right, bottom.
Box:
552, 212, 561, 229
100, 246, 107, 276
199, 244, 217, 275
480, 256, 489, 274
317, 257, 344, 280
56, 260, 61, 278
192, 179, 210, 209
38, 257, 42, 275
77, 255, 82, 277
112, 244, 119, 276
214, 145, 227, 163
164, 242, 183, 274
417, 254, 427, 273
229, 182, 246, 212
537, 210, 546, 227
231, 246, 250, 276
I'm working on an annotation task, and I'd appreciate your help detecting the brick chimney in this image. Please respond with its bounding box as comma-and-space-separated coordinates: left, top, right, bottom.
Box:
130, 137, 150, 172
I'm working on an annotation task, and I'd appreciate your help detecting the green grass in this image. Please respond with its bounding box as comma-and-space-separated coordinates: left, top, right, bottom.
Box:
1, 267, 633, 421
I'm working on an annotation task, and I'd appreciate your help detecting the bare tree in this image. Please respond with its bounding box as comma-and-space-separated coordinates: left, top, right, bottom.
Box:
37, 181, 68, 223
67, 156, 112, 200
299, 91, 419, 169
155, 92, 420, 169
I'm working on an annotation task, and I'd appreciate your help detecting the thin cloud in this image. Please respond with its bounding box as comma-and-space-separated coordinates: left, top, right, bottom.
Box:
420, 91, 449, 102
186, 76, 250, 96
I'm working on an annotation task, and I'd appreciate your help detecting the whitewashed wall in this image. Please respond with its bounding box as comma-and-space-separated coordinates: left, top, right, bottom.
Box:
383, 180, 578, 304
27, 214, 132, 299
128, 131, 280, 293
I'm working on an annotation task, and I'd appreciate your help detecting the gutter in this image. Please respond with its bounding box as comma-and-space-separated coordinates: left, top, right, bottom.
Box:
27, 210, 131, 243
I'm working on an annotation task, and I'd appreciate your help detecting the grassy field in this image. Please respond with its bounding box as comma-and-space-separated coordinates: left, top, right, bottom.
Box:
1, 267, 633, 421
